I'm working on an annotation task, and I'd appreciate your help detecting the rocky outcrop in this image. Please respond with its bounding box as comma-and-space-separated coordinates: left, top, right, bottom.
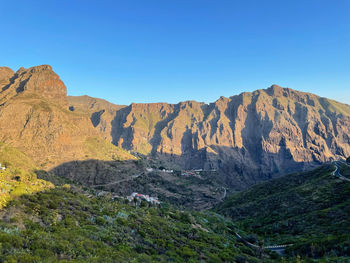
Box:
71, 84, 350, 188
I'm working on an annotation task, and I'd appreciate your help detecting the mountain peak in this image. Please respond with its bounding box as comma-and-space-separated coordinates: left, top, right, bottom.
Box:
0, 66, 14, 75
1, 64, 67, 106
265, 84, 287, 96
270, 84, 283, 89
16, 65, 53, 74
28, 64, 53, 73
0, 67, 15, 86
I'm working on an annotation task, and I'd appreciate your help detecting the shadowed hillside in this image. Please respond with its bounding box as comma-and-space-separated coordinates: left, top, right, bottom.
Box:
50, 158, 226, 210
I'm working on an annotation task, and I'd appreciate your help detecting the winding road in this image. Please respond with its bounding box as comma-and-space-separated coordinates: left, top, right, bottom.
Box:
220, 187, 227, 200
332, 161, 350, 182
233, 232, 292, 255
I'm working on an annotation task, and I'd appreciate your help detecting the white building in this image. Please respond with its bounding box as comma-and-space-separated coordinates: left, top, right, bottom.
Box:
127, 192, 160, 205
0, 163, 6, 171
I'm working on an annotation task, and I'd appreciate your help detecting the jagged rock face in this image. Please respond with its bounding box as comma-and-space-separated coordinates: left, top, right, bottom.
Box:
1, 64, 349, 188
0, 65, 134, 169
71, 85, 350, 188
0, 65, 67, 106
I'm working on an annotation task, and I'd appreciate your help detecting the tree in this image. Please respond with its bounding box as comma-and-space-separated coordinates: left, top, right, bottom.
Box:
140, 200, 148, 208
133, 197, 138, 208
346, 156, 350, 163
13, 175, 21, 182
257, 239, 264, 259
245, 234, 258, 244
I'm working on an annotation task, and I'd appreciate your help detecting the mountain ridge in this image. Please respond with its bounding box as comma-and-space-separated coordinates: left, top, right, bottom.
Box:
1, 65, 349, 189
69, 82, 350, 188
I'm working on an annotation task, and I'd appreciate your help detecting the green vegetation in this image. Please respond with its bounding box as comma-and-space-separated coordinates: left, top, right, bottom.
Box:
340, 163, 350, 178
0, 143, 53, 208
0, 138, 267, 262
216, 165, 350, 261
0, 169, 53, 209
2, 139, 350, 261
0, 143, 36, 171
0, 186, 271, 262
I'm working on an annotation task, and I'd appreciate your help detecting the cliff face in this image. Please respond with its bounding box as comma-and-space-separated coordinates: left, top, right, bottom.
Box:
1, 64, 349, 188
0, 65, 134, 169
70, 85, 350, 188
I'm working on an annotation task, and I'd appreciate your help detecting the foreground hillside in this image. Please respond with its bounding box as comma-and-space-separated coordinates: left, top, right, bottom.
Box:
216, 163, 350, 260
1, 163, 350, 262
0, 185, 271, 263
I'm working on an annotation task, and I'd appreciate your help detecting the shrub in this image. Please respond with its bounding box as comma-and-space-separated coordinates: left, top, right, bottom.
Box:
62, 184, 71, 190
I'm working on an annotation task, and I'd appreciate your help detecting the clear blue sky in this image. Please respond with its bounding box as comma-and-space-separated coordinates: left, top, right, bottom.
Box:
1, 0, 349, 105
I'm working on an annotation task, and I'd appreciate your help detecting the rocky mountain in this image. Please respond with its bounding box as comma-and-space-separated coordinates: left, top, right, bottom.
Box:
69, 84, 350, 189
0, 65, 134, 170
1, 64, 349, 190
